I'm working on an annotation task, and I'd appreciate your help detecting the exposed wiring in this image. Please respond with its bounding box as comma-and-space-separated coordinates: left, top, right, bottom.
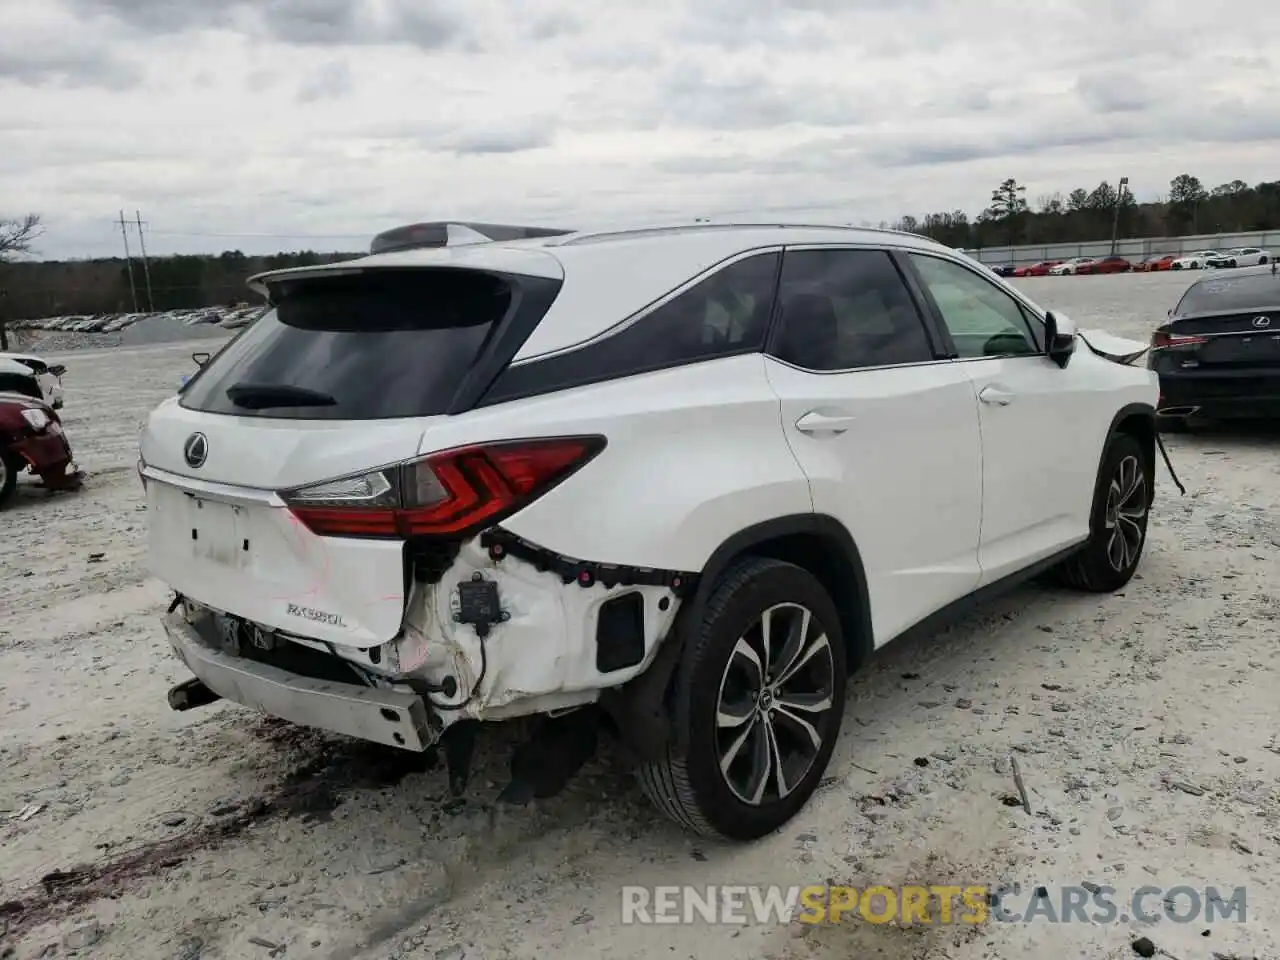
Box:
1154, 432, 1187, 496
426, 636, 488, 712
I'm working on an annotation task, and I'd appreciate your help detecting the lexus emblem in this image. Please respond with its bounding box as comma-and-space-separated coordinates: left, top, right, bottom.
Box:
1253, 315, 1271, 328
183, 432, 208, 468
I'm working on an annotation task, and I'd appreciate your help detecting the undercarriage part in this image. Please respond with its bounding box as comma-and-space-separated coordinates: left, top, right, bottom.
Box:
497, 705, 601, 804
441, 718, 479, 795
480, 527, 697, 596
596, 590, 646, 673
598, 613, 687, 763
167, 677, 222, 711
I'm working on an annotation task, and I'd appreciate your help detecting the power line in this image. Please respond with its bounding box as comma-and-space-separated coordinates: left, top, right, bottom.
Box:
117, 210, 139, 313
135, 210, 155, 312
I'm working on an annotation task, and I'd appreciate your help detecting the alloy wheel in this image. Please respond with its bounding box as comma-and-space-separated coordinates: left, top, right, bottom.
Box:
714, 602, 836, 806
1104, 455, 1147, 572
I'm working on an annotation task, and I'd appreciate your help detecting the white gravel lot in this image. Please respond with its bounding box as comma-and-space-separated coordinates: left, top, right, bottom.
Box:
3, 271, 1279, 960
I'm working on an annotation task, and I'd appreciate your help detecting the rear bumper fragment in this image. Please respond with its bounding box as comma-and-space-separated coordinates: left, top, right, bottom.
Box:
161, 610, 437, 751
1156, 370, 1280, 420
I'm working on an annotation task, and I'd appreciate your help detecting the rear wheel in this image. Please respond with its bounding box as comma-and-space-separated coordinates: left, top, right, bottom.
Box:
638, 557, 847, 840
0, 450, 20, 509
1052, 432, 1151, 592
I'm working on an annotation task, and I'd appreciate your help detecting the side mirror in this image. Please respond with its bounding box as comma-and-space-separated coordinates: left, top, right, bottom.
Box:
1043, 311, 1076, 369
192, 351, 210, 367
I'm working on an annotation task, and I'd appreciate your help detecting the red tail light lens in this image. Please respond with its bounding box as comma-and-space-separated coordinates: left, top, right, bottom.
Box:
1151, 330, 1208, 349
282, 436, 606, 539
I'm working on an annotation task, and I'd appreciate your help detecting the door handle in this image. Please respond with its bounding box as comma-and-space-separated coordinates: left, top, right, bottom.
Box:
795, 410, 856, 434
978, 385, 1014, 406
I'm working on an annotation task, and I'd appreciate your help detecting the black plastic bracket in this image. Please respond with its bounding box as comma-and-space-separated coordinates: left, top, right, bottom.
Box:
452, 571, 509, 638
480, 528, 697, 596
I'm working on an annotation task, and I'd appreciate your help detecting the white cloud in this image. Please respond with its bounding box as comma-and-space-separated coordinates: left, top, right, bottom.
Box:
1, 0, 1278, 258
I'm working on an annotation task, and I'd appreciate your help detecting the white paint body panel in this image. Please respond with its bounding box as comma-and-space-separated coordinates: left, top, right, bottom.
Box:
765, 357, 983, 645
142, 221, 1160, 741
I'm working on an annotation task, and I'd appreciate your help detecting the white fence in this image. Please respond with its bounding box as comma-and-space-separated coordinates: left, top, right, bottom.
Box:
968, 230, 1280, 266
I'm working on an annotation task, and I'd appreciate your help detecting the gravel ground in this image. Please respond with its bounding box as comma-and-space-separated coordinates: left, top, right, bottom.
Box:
3, 271, 1279, 960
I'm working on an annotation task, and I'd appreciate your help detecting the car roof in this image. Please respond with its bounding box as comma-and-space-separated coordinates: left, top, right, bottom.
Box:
246, 221, 968, 359
249, 221, 950, 283
0, 358, 37, 376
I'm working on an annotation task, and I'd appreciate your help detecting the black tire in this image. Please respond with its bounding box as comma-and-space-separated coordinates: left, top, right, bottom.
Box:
1260, 255, 1269, 265
1052, 432, 1152, 592
637, 556, 847, 840
1171, 262, 1182, 270
0, 450, 20, 509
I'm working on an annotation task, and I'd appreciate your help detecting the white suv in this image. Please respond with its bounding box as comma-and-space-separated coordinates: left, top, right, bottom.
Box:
139, 221, 1160, 840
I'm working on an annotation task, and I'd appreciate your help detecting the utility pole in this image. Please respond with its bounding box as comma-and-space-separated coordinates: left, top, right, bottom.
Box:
1110, 176, 1129, 256
135, 210, 155, 312
118, 210, 139, 313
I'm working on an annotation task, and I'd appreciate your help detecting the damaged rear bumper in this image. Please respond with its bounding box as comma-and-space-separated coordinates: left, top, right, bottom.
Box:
161, 610, 437, 751
14, 426, 81, 489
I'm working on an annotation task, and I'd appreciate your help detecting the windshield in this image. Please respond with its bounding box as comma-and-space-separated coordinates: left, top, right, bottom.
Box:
1175, 273, 1280, 316
179, 269, 519, 420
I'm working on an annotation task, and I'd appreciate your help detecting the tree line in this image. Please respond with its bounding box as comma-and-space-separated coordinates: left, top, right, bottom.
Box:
891, 173, 1280, 250
3, 171, 1280, 326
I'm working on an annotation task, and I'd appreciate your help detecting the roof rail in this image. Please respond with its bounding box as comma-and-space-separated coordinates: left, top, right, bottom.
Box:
369, 221, 575, 255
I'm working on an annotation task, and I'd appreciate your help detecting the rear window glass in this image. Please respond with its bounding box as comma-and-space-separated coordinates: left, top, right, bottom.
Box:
1175, 273, 1280, 316
180, 269, 513, 420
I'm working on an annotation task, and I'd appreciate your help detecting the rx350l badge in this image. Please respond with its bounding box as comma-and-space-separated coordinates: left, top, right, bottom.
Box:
183, 432, 208, 468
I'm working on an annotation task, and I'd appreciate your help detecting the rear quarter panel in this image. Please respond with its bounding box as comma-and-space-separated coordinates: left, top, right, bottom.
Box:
414, 353, 814, 571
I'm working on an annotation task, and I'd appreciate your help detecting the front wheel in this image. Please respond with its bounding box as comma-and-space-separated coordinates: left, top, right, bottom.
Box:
638, 557, 847, 840
1052, 432, 1152, 592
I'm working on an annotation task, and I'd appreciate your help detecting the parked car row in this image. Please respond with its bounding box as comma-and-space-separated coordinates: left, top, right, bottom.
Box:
984, 246, 1271, 278
10, 304, 266, 335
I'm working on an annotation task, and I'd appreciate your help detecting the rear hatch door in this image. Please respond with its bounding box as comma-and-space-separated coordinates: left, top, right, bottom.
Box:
142, 261, 561, 645
1168, 311, 1280, 367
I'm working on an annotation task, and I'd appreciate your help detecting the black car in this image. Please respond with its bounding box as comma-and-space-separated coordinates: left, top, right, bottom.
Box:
1150, 262, 1280, 429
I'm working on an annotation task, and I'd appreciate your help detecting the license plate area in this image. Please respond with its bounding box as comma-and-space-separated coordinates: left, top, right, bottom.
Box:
186, 494, 249, 568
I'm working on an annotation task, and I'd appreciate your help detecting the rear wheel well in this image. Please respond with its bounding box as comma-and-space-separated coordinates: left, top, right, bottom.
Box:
1113, 409, 1156, 501
737, 531, 873, 674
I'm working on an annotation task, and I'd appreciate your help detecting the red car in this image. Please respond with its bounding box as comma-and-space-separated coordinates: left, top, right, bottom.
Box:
1136, 254, 1175, 272
1012, 260, 1062, 277
1076, 255, 1132, 275
0, 393, 83, 508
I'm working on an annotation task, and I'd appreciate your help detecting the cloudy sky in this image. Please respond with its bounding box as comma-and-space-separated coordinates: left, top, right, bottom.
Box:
2, 0, 1278, 259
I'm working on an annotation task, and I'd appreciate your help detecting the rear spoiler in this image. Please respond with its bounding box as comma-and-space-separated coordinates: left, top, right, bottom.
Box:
368, 221, 574, 255
246, 221, 576, 298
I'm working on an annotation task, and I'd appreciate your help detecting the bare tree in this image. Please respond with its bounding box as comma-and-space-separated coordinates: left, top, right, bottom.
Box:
0, 213, 42, 260
0, 213, 42, 349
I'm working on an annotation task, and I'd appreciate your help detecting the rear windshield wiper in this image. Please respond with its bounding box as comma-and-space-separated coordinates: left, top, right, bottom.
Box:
225, 382, 337, 410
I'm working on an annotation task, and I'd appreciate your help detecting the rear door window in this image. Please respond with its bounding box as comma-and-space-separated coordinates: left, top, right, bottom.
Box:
180, 269, 517, 420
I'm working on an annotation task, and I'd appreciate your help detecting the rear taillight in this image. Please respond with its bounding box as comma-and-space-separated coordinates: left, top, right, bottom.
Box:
282, 436, 606, 539
1151, 330, 1208, 349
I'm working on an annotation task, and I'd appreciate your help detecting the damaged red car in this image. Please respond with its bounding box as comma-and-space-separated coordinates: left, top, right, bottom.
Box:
0, 394, 82, 508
